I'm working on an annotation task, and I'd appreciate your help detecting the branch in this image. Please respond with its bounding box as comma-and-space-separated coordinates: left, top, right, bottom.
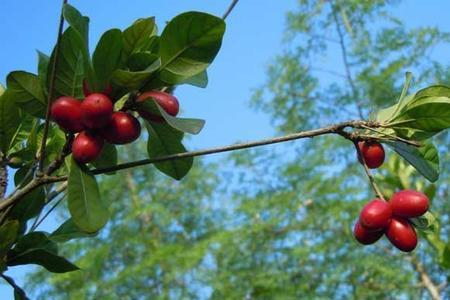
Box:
0, 157, 7, 199
1, 275, 29, 300
331, 3, 364, 120
222, 0, 240, 20
91, 120, 377, 175
409, 255, 442, 300
37, 0, 68, 174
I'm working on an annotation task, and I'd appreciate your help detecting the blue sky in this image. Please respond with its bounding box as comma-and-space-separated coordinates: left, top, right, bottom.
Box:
1, 0, 450, 298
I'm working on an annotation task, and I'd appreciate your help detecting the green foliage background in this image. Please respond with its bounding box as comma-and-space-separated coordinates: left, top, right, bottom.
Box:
26, 1, 450, 299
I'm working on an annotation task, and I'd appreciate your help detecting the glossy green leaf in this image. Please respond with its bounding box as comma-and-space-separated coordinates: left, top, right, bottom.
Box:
388, 96, 450, 134
111, 58, 161, 90
7, 232, 78, 273
159, 12, 225, 84
68, 158, 109, 233
8, 114, 35, 155
0, 220, 19, 259
122, 17, 157, 62
37, 51, 50, 93
127, 52, 159, 72
93, 29, 123, 89
410, 212, 438, 234
414, 84, 450, 98
6, 71, 46, 118
146, 122, 193, 180
63, 4, 89, 44
137, 99, 205, 134
0, 89, 21, 153
49, 28, 86, 99
385, 141, 439, 182
7, 248, 79, 273
181, 70, 208, 88
91, 143, 118, 174
50, 219, 98, 243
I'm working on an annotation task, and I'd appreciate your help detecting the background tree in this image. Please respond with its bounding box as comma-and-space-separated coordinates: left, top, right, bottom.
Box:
22, 0, 450, 299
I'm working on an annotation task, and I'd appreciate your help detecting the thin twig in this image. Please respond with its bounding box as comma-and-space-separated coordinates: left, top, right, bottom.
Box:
28, 182, 67, 232
38, 0, 68, 174
352, 140, 385, 201
222, 0, 240, 20
331, 3, 364, 120
0, 157, 7, 199
360, 125, 421, 147
31, 194, 66, 232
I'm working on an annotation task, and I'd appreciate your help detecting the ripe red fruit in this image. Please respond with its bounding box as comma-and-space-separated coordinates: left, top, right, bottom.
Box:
50, 96, 84, 132
385, 217, 418, 252
137, 91, 179, 122
390, 190, 429, 218
81, 93, 113, 129
99, 112, 141, 144
359, 199, 392, 231
353, 221, 384, 245
72, 131, 104, 163
358, 141, 385, 169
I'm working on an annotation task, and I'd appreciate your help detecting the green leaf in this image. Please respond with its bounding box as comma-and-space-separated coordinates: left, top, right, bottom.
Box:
111, 58, 161, 90
388, 96, 450, 134
146, 122, 193, 180
7, 248, 79, 273
180, 70, 208, 88
49, 28, 86, 99
8, 186, 45, 225
386, 72, 412, 121
6, 71, 46, 118
158, 11, 225, 84
0, 220, 19, 259
93, 29, 123, 89
50, 219, 98, 243
122, 17, 157, 63
385, 141, 439, 182
410, 212, 438, 234
37, 51, 50, 93
137, 99, 205, 134
8, 113, 35, 155
127, 52, 159, 72
63, 4, 89, 44
90, 143, 118, 174
1, 274, 30, 300
0, 89, 21, 153
7, 232, 78, 273
415, 84, 450, 98
68, 158, 109, 233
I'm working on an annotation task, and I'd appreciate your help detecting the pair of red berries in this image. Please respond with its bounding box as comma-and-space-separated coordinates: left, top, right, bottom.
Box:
358, 141, 385, 169
353, 190, 429, 252
51, 89, 180, 164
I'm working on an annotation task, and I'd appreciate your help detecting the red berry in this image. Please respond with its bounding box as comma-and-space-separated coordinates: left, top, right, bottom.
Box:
99, 112, 141, 144
390, 190, 429, 218
137, 91, 179, 122
385, 217, 418, 252
359, 199, 392, 231
81, 93, 113, 129
50, 96, 84, 132
72, 131, 104, 163
353, 220, 384, 245
358, 141, 385, 169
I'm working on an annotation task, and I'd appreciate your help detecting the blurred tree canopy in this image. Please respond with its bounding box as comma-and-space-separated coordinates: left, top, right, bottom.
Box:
26, 0, 450, 299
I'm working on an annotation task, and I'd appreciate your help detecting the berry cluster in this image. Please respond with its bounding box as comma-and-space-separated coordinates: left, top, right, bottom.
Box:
353, 190, 429, 252
51, 86, 179, 164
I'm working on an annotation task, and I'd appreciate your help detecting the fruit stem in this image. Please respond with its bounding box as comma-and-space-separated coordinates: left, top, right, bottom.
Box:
352, 140, 386, 201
